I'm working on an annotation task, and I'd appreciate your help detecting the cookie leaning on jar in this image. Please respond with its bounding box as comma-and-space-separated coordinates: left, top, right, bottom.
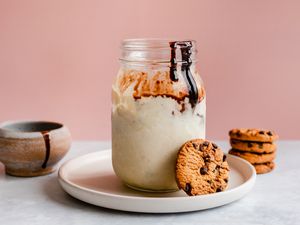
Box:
176, 139, 230, 196
228, 128, 278, 174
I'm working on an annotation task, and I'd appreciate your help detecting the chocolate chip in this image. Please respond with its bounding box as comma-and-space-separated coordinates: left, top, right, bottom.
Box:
259, 131, 265, 135
184, 183, 191, 194
223, 155, 227, 162
180, 103, 185, 113
196, 113, 204, 118
200, 141, 209, 151
216, 188, 222, 192
200, 167, 208, 175
192, 143, 198, 149
203, 141, 209, 146
207, 180, 212, 184
212, 143, 218, 149
212, 165, 220, 173
224, 178, 228, 183
267, 131, 273, 136
204, 156, 211, 162
171, 111, 175, 116
247, 142, 253, 147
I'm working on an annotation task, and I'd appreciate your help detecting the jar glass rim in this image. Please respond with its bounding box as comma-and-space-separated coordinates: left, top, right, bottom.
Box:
120, 38, 197, 63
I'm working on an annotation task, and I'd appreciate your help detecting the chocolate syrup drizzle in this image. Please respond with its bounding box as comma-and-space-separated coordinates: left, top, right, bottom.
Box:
169, 41, 198, 108
169, 42, 178, 81
41, 131, 50, 169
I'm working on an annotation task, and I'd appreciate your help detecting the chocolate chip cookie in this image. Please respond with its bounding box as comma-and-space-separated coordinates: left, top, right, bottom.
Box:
253, 161, 275, 174
230, 139, 276, 153
229, 128, 278, 142
228, 149, 275, 164
176, 139, 229, 196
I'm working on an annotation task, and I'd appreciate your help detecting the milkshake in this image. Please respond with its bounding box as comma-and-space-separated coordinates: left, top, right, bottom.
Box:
112, 39, 206, 191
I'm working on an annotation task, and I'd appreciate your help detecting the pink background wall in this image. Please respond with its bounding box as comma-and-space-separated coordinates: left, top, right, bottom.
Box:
0, 0, 299, 140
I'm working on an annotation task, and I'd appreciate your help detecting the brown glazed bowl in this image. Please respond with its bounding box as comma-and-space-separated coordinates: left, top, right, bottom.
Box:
0, 121, 71, 177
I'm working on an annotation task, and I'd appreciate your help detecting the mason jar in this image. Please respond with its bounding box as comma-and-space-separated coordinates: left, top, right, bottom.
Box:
112, 39, 206, 192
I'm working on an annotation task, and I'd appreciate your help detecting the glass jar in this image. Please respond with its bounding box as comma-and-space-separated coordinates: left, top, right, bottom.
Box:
112, 39, 206, 192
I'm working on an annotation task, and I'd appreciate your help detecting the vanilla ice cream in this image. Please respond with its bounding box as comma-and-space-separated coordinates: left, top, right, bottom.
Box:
112, 67, 206, 191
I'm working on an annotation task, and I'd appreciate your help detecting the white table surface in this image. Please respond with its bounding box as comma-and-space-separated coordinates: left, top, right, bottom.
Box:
0, 141, 300, 225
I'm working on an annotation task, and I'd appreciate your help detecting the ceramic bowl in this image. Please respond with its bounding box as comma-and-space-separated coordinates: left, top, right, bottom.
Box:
0, 121, 71, 177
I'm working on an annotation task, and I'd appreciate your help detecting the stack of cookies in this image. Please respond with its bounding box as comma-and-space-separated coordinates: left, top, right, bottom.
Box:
228, 128, 278, 174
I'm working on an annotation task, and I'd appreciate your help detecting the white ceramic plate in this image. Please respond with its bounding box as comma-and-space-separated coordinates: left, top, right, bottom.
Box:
58, 150, 256, 213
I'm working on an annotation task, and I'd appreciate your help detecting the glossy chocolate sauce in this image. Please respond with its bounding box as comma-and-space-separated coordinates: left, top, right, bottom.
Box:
169, 41, 199, 108
169, 42, 178, 81
41, 131, 50, 169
